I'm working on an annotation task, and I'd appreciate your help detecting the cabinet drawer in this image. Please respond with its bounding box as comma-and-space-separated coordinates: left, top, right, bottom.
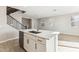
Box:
37, 37, 46, 45
24, 33, 36, 41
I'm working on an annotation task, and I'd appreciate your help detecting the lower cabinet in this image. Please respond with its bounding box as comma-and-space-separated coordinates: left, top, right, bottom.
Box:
24, 33, 36, 52
29, 39, 36, 52
36, 43, 46, 52
24, 33, 46, 52
24, 35, 30, 51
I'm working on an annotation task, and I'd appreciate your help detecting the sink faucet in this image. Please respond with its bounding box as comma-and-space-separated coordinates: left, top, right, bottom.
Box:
37, 28, 39, 32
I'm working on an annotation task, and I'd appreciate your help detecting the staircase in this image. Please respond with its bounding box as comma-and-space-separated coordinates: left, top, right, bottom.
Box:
7, 7, 27, 30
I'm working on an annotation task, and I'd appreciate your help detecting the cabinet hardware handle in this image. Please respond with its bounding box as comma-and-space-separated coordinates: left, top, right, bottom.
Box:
35, 43, 37, 49
27, 39, 29, 44
38, 39, 42, 42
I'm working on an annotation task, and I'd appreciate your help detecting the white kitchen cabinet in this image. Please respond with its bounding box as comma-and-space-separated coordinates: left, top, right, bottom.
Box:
24, 33, 46, 52
24, 33, 37, 52
24, 34, 30, 51
34, 37, 46, 52
35, 37, 46, 52
36, 42, 46, 52
28, 39, 36, 52
22, 29, 59, 52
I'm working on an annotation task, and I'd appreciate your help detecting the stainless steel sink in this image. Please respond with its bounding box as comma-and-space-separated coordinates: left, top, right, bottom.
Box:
29, 31, 41, 34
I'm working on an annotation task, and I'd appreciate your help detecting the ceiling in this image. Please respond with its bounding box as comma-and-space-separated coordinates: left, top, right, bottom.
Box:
11, 6, 79, 18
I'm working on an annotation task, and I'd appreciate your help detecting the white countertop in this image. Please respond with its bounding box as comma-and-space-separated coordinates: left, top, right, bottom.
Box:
20, 29, 60, 39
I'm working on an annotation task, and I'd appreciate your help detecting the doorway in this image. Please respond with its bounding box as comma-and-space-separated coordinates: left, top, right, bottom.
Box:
22, 18, 32, 29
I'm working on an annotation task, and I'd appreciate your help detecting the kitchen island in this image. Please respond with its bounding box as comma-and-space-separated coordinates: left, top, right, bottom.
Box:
19, 29, 60, 52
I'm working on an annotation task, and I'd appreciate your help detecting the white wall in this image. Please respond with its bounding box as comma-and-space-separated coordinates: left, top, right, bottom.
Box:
0, 6, 18, 41
39, 13, 79, 35
54, 13, 79, 35
0, 25, 18, 41
0, 6, 6, 25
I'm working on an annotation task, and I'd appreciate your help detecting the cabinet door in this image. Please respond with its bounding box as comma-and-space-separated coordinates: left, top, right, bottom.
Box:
35, 43, 46, 52
24, 34, 30, 51
29, 39, 36, 52
24, 34, 36, 52
36, 37, 46, 52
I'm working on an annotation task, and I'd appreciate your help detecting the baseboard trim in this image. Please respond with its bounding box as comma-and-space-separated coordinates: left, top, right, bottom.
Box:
0, 37, 19, 44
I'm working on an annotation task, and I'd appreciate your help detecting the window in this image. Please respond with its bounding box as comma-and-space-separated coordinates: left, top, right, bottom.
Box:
71, 15, 79, 27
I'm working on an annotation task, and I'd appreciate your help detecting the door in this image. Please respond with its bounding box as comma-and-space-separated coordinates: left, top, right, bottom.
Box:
22, 18, 32, 29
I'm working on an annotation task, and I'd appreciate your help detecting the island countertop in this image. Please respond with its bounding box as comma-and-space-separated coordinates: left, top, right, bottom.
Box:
20, 29, 60, 39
